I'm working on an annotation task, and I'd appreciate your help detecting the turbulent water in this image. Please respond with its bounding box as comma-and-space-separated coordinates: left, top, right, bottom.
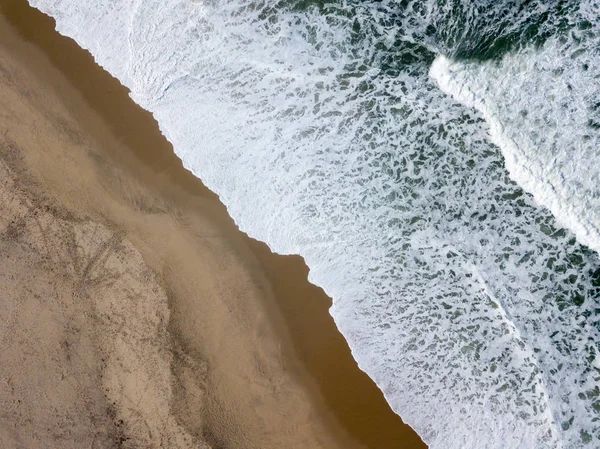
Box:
28, 0, 600, 447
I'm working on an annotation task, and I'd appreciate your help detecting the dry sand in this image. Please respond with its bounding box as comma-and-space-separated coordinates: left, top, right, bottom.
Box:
0, 1, 427, 448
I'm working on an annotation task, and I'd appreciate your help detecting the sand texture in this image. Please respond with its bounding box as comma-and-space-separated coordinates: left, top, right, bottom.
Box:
0, 153, 204, 448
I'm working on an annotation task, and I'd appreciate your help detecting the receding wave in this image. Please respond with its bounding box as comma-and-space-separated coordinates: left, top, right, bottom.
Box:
29, 0, 600, 447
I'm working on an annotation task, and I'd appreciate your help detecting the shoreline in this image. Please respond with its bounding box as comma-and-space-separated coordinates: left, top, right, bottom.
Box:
0, 1, 426, 448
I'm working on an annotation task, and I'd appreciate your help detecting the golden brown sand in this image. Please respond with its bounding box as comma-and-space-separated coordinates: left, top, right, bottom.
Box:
0, 1, 427, 448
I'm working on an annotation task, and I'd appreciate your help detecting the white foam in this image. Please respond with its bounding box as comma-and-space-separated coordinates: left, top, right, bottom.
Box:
431, 40, 600, 255
28, 0, 600, 447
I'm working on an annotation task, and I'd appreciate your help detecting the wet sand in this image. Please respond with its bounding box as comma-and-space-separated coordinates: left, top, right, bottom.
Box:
0, 1, 427, 448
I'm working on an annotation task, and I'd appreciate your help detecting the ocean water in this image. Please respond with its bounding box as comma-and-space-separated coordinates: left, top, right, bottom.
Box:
27, 0, 600, 447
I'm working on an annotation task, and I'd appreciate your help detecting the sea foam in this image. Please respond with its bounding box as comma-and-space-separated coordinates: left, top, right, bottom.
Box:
28, 0, 600, 447
431, 38, 600, 255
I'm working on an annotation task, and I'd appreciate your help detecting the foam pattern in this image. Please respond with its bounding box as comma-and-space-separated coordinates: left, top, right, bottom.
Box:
431, 12, 600, 255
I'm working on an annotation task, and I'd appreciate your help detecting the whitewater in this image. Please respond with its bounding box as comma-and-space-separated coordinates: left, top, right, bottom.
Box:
27, 0, 600, 447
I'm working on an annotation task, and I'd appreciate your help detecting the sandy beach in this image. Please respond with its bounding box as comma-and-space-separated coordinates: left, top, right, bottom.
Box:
0, 1, 426, 448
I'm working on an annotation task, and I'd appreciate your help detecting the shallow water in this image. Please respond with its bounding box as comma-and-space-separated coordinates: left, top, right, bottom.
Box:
28, 0, 600, 447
